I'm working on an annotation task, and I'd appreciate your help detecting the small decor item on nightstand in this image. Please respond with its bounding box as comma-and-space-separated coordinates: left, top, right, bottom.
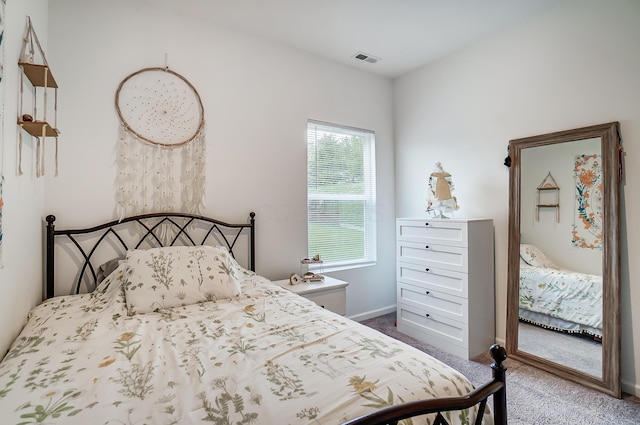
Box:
289, 273, 301, 285
302, 272, 324, 282
426, 162, 459, 218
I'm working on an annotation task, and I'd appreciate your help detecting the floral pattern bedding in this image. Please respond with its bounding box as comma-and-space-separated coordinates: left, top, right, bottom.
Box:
0, 263, 492, 425
519, 264, 602, 334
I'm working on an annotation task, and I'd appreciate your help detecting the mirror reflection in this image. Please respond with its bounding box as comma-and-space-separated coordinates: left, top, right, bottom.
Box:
506, 121, 621, 398
518, 138, 603, 377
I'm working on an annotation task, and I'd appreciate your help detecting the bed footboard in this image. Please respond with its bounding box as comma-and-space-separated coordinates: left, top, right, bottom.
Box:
341, 344, 507, 425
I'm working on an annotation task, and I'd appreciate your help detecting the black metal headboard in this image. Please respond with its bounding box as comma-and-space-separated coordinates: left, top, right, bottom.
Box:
45, 212, 256, 299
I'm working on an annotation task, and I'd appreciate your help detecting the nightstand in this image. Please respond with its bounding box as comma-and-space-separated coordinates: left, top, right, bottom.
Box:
272, 276, 348, 315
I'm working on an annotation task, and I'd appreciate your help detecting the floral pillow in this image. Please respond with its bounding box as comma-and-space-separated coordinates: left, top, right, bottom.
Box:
519, 244, 558, 269
122, 245, 241, 314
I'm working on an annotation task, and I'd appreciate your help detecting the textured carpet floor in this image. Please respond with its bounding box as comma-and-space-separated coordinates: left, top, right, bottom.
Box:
518, 321, 601, 377
360, 313, 640, 425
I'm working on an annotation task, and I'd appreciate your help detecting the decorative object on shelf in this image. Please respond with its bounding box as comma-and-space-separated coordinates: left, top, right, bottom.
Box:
300, 254, 323, 276
426, 162, 459, 218
289, 272, 301, 285
17, 16, 59, 177
115, 65, 205, 219
300, 254, 322, 264
572, 154, 603, 250
535, 172, 560, 222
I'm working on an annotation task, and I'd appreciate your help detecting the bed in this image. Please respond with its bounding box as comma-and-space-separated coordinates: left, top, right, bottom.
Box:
519, 243, 602, 338
0, 212, 507, 425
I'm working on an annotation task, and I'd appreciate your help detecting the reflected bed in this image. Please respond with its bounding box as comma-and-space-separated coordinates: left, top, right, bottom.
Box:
518, 244, 602, 338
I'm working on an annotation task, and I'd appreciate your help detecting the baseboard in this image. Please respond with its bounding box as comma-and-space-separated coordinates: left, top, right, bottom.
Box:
622, 379, 640, 397
349, 305, 396, 322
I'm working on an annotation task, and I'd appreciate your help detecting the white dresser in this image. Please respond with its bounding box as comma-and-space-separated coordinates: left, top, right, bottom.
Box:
396, 218, 495, 359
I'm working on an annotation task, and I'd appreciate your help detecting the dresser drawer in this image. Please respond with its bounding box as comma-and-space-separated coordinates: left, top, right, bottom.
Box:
397, 303, 468, 349
398, 240, 468, 273
397, 262, 468, 298
397, 219, 468, 247
397, 282, 468, 323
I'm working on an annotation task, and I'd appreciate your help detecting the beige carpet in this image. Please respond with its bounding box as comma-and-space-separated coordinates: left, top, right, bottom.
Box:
360, 313, 640, 425
518, 321, 602, 377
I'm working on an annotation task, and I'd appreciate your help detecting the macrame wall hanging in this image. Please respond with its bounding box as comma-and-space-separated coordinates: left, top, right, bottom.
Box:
115, 67, 205, 219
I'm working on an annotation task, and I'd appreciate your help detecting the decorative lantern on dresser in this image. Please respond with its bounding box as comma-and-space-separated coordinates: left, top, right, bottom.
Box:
396, 218, 495, 359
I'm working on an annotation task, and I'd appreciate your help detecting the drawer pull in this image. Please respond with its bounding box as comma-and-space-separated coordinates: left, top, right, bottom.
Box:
425, 222, 429, 226
425, 291, 430, 295
425, 313, 430, 318
425, 268, 430, 272
425, 245, 429, 249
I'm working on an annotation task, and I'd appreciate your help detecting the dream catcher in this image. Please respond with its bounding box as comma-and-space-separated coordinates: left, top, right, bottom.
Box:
115, 67, 205, 219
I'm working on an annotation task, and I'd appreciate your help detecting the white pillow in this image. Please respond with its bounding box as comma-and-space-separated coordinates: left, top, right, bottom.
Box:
519, 244, 558, 269
122, 245, 241, 314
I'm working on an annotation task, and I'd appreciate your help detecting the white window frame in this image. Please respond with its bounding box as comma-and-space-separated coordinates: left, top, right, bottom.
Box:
306, 119, 377, 270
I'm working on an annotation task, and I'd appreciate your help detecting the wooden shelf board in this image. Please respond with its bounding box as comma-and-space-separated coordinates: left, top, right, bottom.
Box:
18, 120, 59, 138
19, 62, 58, 88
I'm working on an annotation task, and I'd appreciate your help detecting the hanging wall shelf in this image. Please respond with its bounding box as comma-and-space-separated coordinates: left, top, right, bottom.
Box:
536, 172, 560, 222
17, 17, 60, 176
18, 62, 60, 137
18, 62, 58, 88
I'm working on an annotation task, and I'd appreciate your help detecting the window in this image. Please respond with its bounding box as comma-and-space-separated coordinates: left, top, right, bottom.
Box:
307, 120, 376, 268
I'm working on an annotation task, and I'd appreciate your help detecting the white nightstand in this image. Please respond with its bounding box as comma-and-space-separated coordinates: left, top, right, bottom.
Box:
272, 276, 349, 315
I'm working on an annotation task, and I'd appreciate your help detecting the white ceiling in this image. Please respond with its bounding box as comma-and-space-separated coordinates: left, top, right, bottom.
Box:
143, 0, 562, 79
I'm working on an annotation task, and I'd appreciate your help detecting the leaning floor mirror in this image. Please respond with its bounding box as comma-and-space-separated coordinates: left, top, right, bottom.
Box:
506, 122, 622, 398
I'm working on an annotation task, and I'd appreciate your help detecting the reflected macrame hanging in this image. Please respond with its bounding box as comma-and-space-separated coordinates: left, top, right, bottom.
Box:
115, 67, 205, 219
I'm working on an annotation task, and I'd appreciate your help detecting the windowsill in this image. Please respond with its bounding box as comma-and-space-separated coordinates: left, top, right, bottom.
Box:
308, 261, 376, 274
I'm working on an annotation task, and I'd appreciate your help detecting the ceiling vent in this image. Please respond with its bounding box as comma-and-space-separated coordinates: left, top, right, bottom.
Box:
352, 52, 380, 64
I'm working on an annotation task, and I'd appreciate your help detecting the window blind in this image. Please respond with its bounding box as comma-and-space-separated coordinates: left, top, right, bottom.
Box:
307, 120, 377, 267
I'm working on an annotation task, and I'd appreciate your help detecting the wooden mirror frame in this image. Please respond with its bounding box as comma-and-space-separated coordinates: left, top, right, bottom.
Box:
506, 122, 621, 398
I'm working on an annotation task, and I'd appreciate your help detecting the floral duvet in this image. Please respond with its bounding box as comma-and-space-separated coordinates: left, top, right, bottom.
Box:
0, 265, 491, 425
519, 264, 602, 335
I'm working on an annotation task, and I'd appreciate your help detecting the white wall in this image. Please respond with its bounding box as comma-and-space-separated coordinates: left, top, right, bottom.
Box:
394, 0, 640, 395
0, 1, 49, 356
44, 1, 396, 320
